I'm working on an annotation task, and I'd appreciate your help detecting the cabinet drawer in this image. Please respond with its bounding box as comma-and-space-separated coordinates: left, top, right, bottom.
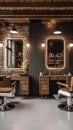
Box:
20, 90, 29, 95
40, 78, 48, 80
20, 87, 29, 95
39, 76, 49, 95
40, 81, 49, 84
19, 76, 29, 95
41, 90, 49, 93
20, 77, 29, 80
40, 84, 48, 87
20, 80, 29, 83
21, 85, 28, 88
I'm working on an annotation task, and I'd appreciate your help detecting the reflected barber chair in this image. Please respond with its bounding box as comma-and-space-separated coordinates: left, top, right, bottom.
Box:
0, 76, 16, 111
57, 77, 73, 112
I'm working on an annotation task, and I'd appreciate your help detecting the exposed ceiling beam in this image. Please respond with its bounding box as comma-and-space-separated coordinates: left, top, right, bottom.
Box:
0, 10, 73, 17
0, 2, 73, 10
0, 2, 73, 23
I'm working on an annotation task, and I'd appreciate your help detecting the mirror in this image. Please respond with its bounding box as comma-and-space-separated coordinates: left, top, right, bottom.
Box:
6, 39, 23, 68
45, 36, 66, 70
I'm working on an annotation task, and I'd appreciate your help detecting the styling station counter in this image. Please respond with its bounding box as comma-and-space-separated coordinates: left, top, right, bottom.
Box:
39, 75, 71, 97
11, 75, 29, 97
0, 75, 29, 97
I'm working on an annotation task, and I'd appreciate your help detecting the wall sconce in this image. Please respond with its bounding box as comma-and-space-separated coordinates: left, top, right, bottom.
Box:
69, 43, 73, 47
41, 43, 45, 48
26, 43, 30, 48
10, 25, 18, 34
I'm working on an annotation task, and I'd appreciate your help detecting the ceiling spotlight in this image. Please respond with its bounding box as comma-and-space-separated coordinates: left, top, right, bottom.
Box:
10, 25, 18, 34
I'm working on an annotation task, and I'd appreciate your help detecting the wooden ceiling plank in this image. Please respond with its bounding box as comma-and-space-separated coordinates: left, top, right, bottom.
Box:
0, 2, 73, 8
0, 1, 73, 23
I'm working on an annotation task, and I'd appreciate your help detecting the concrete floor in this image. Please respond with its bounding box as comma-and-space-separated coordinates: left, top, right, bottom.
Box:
0, 97, 73, 130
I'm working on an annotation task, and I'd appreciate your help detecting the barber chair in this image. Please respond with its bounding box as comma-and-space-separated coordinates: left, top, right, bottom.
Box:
0, 77, 16, 111
57, 77, 73, 112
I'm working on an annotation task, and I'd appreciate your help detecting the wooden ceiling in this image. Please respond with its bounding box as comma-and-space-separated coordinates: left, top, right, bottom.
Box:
0, 0, 73, 23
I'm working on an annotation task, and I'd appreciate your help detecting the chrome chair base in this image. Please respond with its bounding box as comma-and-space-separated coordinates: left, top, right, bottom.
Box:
0, 102, 15, 111
58, 101, 73, 112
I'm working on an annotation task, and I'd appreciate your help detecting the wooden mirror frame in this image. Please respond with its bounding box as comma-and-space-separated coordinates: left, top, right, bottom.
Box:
4, 36, 29, 72
45, 36, 66, 70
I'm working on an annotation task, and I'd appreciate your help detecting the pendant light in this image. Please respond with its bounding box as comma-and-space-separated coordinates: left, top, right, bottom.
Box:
10, 25, 18, 34
53, 26, 62, 34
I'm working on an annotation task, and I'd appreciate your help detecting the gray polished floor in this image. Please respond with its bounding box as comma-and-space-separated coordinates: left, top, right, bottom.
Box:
0, 97, 73, 130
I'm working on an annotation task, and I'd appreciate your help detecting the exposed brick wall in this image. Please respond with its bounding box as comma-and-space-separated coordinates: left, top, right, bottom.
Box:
0, 23, 29, 74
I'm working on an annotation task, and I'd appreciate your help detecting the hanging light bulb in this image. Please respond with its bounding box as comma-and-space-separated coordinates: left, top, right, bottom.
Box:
10, 25, 18, 34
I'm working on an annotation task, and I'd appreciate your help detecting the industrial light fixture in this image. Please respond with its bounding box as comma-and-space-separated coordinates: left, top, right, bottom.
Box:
53, 26, 62, 34
10, 25, 18, 34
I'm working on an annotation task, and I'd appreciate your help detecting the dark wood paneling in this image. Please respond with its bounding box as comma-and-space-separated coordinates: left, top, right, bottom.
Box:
70, 47, 73, 72
29, 20, 43, 96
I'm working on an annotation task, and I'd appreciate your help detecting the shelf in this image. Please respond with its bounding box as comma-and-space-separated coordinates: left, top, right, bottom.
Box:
48, 52, 64, 68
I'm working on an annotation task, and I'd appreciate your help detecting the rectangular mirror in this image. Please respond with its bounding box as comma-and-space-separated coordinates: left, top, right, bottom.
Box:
45, 36, 66, 70
6, 39, 23, 68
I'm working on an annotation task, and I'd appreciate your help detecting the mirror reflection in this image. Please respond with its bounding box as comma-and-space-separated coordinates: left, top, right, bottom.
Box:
6, 39, 23, 68
46, 38, 65, 70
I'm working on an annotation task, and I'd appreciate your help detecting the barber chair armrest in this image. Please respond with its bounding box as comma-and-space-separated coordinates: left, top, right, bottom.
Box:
11, 81, 16, 94
11, 81, 16, 87
57, 81, 70, 91
57, 82, 69, 88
